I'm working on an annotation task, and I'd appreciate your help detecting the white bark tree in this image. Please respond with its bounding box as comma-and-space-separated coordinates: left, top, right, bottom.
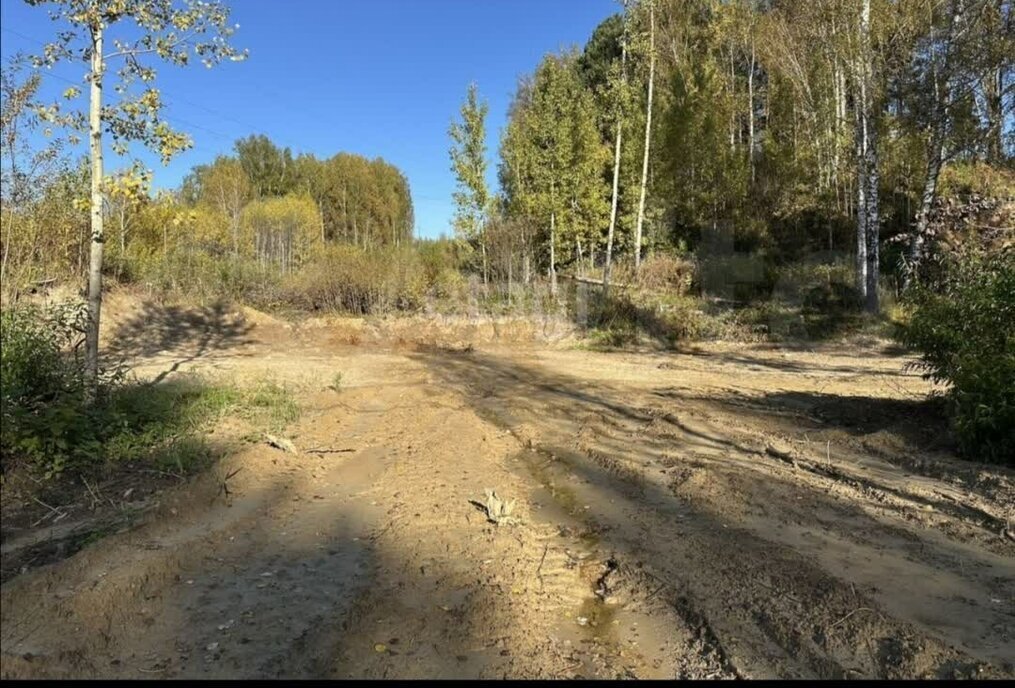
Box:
603, 0, 629, 290
634, 0, 655, 271
29, 0, 246, 387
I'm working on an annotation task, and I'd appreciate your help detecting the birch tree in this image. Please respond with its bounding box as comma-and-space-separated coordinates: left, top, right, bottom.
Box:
854, 0, 881, 313
633, 0, 655, 270
199, 157, 251, 255
28, 0, 246, 387
603, 0, 630, 289
449, 82, 491, 285
500, 54, 607, 296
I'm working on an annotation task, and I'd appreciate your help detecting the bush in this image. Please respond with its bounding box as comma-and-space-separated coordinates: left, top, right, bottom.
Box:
1, 301, 94, 477
633, 253, 695, 293
1, 302, 299, 478
284, 244, 446, 314
898, 250, 1015, 464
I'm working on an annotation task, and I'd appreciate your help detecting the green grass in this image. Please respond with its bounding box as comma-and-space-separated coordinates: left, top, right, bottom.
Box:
236, 377, 301, 430
108, 374, 301, 475
3, 370, 300, 480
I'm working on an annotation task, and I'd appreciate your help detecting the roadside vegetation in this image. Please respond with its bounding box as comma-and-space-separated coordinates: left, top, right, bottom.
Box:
1, 300, 299, 482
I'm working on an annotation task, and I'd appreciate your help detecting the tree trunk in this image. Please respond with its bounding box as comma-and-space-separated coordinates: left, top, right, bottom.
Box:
747, 40, 755, 183
507, 251, 513, 306
983, 67, 1002, 162
481, 240, 489, 290
855, 102, 868, 304
549, 211, 557, 297
603, 12, 628, 290
865, 118, 880, 313
904, 0, 969, 290
634, 0, 655, 271
860, 0, 879, 313
906, 135, 944, 289
85, 24, 105, 388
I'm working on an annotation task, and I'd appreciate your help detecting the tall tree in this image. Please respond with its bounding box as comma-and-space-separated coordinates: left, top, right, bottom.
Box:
234, 134, 294, 198
29, 0, 245, 385
633, 0, 656, 270
902, 0, 1005, 289
854, 0, 881, 313
448, 82, 490, 285
501, 53, 607, 295
197, 156, 251, 255
603, 0, 630, 289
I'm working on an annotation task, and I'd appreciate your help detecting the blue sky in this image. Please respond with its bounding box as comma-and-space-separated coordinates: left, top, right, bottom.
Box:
0, 0, 619, 238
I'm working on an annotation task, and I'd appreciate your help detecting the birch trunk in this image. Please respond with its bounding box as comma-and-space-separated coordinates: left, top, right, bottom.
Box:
864, 118, 880, 313
907, 135, 944, 289
855, 89, 868, 303
747, 40, 755, 183
549, 211, 557, 297
603, 4, 628, 290
904, 0, 966, 290
481, 240, 489, 290
860, 0, 879, 313
85, 24, 105, 387
634, 0, 655, 271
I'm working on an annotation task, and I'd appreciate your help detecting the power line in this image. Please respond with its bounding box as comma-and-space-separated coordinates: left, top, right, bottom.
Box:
1, 26, 262, 138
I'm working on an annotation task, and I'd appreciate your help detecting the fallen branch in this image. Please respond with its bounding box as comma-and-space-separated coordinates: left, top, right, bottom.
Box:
82, 476, 103, 509
305, 447, 356, 455
30, 495, 62, 516
30, 496, 69, 526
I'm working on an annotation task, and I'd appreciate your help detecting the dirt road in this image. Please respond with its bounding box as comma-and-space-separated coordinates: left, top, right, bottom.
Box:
2, 302, 1013, 679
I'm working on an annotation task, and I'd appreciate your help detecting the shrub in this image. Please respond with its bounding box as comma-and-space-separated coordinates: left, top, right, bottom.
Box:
898, 250, 1015, 464
1, 302, 299, 477
283, 245, 435, 313
1, 301, 93, 477
634, 253, 695, 294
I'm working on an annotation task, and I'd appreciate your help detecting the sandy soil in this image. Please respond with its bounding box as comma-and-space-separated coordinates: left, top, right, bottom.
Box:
1, 296, 1013, 679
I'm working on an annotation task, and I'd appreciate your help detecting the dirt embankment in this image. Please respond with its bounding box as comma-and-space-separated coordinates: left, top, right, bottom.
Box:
2, 295, 1012, 679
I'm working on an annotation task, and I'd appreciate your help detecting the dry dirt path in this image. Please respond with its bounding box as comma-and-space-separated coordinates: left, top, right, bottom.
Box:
1, 305, 1013, 679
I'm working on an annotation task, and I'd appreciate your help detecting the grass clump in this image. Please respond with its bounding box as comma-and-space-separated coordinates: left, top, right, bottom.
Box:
328, 372, 344, 391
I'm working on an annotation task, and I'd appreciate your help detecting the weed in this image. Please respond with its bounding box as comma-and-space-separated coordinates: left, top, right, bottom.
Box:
328, 371, 344, 391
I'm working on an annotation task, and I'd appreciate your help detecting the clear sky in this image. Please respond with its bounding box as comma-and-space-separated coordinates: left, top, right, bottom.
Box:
0, 0, 619, 238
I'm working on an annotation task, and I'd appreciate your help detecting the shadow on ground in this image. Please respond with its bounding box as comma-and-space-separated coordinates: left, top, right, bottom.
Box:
411, 347, 1012, 678
106, 300, 255, 382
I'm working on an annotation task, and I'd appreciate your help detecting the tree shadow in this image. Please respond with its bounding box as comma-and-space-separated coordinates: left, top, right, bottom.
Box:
580, 290, 693, 348
410, 348, 1013, 678
0, 445, 603, 679
679, 345, 921, 377
106, 300, 256, 383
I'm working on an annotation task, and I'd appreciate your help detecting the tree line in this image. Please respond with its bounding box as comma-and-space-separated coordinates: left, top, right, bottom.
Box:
183, 135, 414, 250
451, 0, 1012, 309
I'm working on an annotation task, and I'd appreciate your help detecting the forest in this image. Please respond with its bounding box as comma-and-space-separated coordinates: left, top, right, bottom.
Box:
0, 0, 1013, 681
